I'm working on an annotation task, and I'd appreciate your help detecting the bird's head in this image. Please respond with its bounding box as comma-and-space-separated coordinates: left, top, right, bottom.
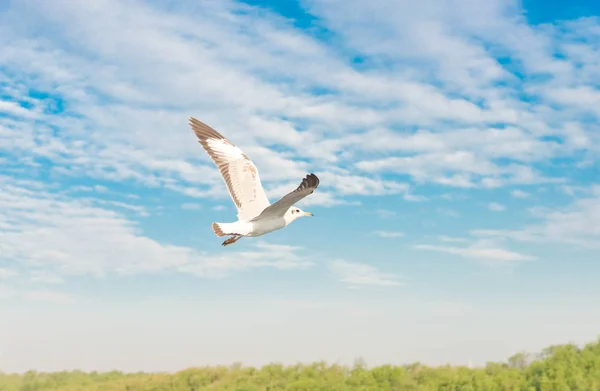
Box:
286, 206, 313, 223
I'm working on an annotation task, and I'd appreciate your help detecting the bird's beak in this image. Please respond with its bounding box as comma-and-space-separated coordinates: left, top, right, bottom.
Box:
304, 212, 314, 217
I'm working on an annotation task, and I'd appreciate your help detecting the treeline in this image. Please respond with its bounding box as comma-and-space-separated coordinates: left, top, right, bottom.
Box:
1, 338, 600, 391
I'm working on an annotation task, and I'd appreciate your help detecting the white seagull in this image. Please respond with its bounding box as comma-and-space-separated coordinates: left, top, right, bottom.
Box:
189, 117, 320, 246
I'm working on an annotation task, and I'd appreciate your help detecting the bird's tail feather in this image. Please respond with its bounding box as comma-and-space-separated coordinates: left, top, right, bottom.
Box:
212, 222, 239, 237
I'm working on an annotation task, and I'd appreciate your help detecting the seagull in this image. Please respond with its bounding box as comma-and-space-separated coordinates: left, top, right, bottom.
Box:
188, 117, 320, 246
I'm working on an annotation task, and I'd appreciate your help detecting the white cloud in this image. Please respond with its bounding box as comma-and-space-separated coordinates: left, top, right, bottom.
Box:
0, 0, 595, 213
415, 240, 535, 263
329, 260, 402, 287
356, 151, 561, 189
71, 185, 109, 194
373, 230, 405, 238
0, 100, 36, 118
488, 202, 506, 212
298, 0, 597, 190
317, 172, 409, 196
294, 190, 353, 207
404, 193, 428, 202
0, 178, 313, 279
0, 0, 420, 207
178, 241, 314, 278
511, 190, 530, 198
375, 209, 397, 219
93, 200, 149, 217
472, 186, 600, 249
438, 236, 469, 243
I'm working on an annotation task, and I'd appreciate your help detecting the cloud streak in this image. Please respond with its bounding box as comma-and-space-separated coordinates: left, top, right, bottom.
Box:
473, 186, 600, 249
0, 177, 314, 281
415, 240, 536, 263
1, 0, 596, 211
373, 230, 405, 238
0, 0, 598, 288
329, 260, 403, 287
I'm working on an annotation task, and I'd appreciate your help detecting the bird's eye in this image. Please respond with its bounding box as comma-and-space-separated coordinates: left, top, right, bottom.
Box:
296, 209, 299, 212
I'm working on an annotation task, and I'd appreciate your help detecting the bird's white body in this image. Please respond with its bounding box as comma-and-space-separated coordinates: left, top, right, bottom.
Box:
188, 117, 319, 246
213, 206, 311, 239
215, 215, 287, 238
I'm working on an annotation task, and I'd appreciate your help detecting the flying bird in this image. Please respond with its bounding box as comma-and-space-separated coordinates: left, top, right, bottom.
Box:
188, 117, 320, 246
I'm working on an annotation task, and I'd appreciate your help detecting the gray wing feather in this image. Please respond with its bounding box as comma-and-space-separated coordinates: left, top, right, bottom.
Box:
252, 173, 320, 220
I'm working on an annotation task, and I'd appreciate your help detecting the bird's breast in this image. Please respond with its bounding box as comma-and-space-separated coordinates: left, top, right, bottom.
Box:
249, 217, 286, 237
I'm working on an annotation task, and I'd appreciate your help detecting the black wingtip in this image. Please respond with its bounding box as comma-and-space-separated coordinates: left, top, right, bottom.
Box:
307, 173, 320, 188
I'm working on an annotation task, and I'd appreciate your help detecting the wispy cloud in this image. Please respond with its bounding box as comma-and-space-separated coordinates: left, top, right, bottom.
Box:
0, 0, 592, 213
0, 0, 421, 207
404, 193, 428, 202
488, 202, 506, 212
329, 260, 402, 287
473, 186, 600, 249
438, 236, 470, 243
0, 100, 36, 118
0, 177, 313, 279
70, 185, 109, 194
511, 190, 530, 199
373, 230, 405, 238
0, 0, 597, 284
415, 240, 535, 263
375, 209, 397, 219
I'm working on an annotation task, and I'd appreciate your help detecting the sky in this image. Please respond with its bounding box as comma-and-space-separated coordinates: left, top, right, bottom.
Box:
1, 0, 600, 374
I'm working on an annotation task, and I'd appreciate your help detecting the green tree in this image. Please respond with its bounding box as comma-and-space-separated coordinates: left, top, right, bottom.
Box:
3, 337, 600, 391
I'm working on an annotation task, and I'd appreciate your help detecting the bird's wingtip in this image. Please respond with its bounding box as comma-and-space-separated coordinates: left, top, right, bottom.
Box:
306, 173, 319, 187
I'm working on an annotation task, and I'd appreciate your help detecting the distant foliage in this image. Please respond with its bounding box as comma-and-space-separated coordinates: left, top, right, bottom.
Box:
2, 338, 600, 390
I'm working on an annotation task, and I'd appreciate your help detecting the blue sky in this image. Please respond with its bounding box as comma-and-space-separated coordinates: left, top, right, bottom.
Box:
1, 0, 600, 373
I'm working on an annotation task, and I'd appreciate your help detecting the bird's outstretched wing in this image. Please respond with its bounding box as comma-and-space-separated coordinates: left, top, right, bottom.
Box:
189, 117, 271, 221
252, 173, 319, 220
